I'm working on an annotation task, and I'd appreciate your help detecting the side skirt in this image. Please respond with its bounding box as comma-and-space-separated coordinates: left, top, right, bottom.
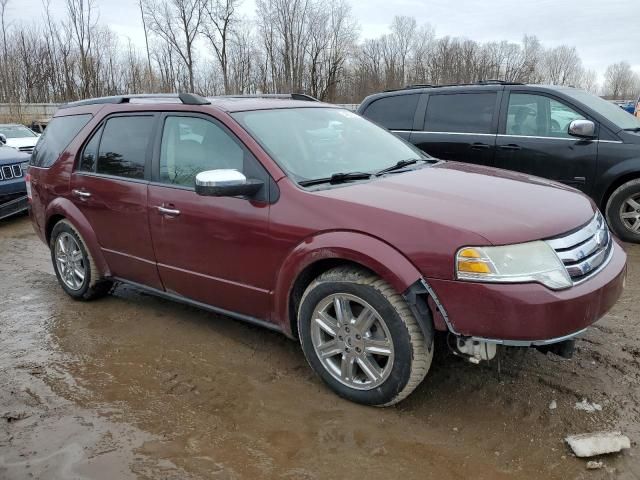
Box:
111, 277, 283, 334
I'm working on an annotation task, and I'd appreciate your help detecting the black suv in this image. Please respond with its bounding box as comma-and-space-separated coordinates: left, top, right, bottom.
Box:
358, 81, 640, 242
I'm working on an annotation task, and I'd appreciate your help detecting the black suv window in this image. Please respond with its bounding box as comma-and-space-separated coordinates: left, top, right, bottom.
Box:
506, 93, 586, 138
96, 116, 154, 179
424, 93, 496, 134
363, 94, 419, 130
31, 114, 92, 167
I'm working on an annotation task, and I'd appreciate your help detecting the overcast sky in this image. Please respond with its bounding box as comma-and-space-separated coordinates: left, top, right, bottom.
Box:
7, 0, 640, 81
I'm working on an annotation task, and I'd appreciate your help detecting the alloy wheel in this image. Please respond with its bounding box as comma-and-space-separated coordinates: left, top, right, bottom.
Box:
54, 232, 86, 291
619, 194, 640, 233
310, 293, 394, 390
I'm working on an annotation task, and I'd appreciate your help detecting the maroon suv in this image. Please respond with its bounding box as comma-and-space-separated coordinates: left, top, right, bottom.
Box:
28, 93, 626, 406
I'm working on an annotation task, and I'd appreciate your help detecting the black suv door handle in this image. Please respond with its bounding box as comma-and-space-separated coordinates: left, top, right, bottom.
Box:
500, 144, 521, 151
470, 142, 490, 150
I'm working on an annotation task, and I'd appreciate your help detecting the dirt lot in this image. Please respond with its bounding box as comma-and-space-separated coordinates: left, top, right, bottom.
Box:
0, 215, 639, 480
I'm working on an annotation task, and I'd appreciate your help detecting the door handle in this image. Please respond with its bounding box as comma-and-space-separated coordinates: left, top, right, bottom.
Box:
470, 143, 490, 150
499, 144, 521, 151
156, 205, 181, 217
72, 189, 91, 199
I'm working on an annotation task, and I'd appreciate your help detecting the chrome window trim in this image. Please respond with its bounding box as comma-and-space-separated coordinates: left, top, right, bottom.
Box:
392, 129, 495, 136
391, 130, 623, 143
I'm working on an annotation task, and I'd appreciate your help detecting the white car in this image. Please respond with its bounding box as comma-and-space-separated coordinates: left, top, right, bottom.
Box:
0, 124, 40, 155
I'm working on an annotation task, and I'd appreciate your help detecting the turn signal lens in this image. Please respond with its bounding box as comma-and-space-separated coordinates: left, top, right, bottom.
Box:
457, 260, 492, 274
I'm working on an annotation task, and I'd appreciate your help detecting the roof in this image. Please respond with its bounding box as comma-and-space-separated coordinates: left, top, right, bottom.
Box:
57, 93, 338, 115
207, 97, 336, 113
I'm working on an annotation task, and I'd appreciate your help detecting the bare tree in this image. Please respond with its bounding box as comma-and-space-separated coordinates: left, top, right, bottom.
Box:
201, 0, 239, 94
144, 0, 205, 92
137, 0, 154, 90
603, 61, 639, 99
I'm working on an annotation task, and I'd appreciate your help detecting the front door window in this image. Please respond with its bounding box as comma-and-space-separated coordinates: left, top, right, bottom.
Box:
506, 93, 586, 138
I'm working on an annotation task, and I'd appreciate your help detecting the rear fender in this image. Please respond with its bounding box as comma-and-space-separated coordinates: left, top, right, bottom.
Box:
45, 197, 110, 277
274, 231, 425, 337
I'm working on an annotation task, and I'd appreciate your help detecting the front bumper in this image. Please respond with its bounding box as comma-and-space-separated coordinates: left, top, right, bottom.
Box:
0, 194, 28, 220
428, 240, 627, 344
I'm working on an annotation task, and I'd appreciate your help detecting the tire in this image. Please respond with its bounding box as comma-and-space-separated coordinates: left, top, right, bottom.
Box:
50, 219, 112, 300
605, 179, 640, 243
298, 266, 433, 406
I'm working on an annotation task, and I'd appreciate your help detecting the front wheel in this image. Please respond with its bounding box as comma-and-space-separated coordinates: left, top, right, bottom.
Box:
605, 179, 640, 243
298, 266, 433, 406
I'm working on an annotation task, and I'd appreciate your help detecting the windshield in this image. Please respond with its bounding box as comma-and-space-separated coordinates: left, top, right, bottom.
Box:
0, 125, 37, 139
231, 107, 430, 182
562, 89, 640, 130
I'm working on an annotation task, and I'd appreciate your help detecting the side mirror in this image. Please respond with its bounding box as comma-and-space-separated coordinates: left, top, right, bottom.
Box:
195, 169, 263, 197
0, 133, 6, 145
568, 119, 596, 138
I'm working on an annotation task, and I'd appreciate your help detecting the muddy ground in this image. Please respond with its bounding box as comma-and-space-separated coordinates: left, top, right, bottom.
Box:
0, 215, 639, 480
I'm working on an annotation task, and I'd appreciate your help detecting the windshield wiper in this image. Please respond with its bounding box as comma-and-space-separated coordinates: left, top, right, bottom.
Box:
624, 127, 640, 132
298, 171, 372, 187
375, 158, 431, 176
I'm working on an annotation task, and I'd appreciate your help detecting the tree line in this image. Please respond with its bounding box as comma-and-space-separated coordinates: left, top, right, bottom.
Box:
0, 0, 638, 106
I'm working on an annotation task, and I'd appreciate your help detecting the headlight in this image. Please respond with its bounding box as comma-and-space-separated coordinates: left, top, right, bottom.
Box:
20, 161, 29, 172
456, 241, 572, 290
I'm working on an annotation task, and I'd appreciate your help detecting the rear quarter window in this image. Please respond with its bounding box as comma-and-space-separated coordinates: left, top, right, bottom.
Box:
30, 114, 92, 167
361, 94, 419, 130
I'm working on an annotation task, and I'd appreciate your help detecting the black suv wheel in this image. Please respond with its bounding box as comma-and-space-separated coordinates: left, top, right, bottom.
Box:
606, 179, 640, 243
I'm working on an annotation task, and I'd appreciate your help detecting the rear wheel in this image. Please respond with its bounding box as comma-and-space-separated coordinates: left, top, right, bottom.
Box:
298, 266, 433, 406
50, 220, 112, 300
605, 179, 640, 243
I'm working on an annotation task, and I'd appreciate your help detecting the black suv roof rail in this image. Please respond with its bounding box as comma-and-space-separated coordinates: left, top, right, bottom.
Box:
210, 93, 319, 102
60, 93, 211, 109
384, 79, 525, 93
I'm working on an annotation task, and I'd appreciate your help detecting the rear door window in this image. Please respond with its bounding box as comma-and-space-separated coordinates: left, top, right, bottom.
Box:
31, 114, 92, 167
424, 93, 497, 134
362, 94, 419, 130
96, 116, 154, 179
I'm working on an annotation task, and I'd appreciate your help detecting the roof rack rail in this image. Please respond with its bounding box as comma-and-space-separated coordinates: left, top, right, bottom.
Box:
210, 93, 319, 102
60, 92, 211, 109
383, 79, 524, 93
475, 79, 524, 85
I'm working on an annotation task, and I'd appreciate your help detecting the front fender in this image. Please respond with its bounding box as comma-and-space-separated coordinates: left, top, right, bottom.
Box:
45, 197, 110, 277
273, 230, 423, 335
594, 157, 640, 206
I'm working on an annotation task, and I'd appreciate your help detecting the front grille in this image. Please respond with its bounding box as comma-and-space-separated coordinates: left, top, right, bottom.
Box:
546, 212, 612, 284
0, 163, 23, 181
18, 146, 34, 154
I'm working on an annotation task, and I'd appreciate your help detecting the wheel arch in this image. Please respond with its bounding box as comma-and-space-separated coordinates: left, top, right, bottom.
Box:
274, 231, 430, 340
596, 159, 640, 210
44, 198, 110, 277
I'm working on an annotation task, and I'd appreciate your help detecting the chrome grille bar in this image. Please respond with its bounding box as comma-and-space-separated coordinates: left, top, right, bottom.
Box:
1, 165, 13, 180
546, 212, 611, 283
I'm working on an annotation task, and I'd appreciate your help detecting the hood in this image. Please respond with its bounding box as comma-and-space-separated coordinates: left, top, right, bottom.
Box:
318, 161, 595, 246
5, 137, 38, 149
0, 146, 30, 166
